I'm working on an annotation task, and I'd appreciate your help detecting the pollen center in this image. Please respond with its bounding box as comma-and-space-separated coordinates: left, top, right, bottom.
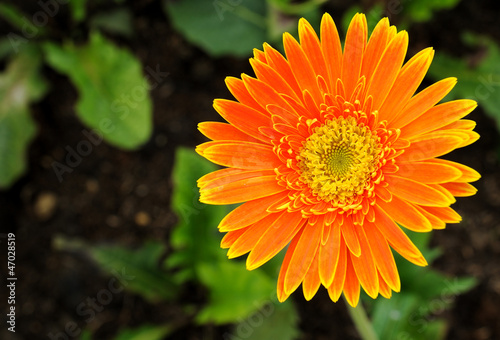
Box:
297, 116, 381, 204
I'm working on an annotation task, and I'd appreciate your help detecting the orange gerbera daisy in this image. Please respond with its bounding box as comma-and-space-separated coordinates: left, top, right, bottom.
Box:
196, 13, 480, 307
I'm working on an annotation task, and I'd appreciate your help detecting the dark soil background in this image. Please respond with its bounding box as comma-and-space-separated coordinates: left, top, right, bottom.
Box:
1, 0, 500, 339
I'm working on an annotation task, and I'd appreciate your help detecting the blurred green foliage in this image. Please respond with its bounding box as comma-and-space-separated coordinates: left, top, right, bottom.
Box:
44, 32, 152, 149
367, 230, 476, 340
166, 147, 228, 283
399, 0, 461, 23
57, 148, 299, 339
163, 0, 325, 57
428, 34, 500, 130
169, 148, 299, 335
79, 324, 174, 340
164, 0, 268, 57
0, 47, 48, 188
53, 237, 178, 303
0, 2, 153, 189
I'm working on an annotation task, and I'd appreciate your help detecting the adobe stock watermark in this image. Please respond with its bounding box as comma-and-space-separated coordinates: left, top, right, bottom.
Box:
473, 74, 500, 102
46, 267, 134, 340
222, 291, 279, 340
213, 0, 243, 21
396, 277, 474, 340
8, 0, 69, 53
51, 65, 169, 183
176, 187, 205, 222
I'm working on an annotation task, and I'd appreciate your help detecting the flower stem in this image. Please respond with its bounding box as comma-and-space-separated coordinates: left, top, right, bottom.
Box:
344, 297, 379, 340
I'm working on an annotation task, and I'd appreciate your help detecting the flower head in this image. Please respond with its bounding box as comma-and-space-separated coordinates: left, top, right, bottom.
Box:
196, 13, 480, 307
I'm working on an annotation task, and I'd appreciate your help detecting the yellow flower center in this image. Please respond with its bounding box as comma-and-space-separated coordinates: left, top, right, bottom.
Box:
297, 116, 381, 204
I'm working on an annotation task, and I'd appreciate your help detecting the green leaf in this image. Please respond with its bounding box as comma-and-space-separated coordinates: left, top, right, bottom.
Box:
164, 0, 267, 57
79, 329, 93, 340
400, 0, 460, 23
268, 0, 326, 15
69, 0, 87, 23
0, 3, 43, 36
0, 47, 48, 189
90, 8, 134, 38
234, 301, 300, 340
371, 294, 448, 340
166, 148, 229, 282
43, 32, 153, 149
427, 34, 500, 130
368, 230, 477, 340
196, 261, 276, 324
167, 147, 300, 329
113, 324, 174, 340
54, 236, 178, 303
0, 37, 15, 60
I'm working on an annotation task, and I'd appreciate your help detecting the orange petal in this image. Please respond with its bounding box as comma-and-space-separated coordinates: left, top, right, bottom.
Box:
327, 238, 347, 302
396, 132, 464, 162
319, 225, 341, 287
302, 251, 321, 301
414, 205, 446, 230
263, 43, 303, 98
341, 217, 361, 257
428, 183, 456, 203
343, 253, 361, 307
378, 272, 392, 299
198, 121, 261, 143
250, 58, 300, 101
420, 206, 462, 224
214, 99, 274, 144
200, 168, 276, 191
218, 192, 289, 231
225, 76, 263, 114
342, 13, 367, 98
396, 161, 462, 184
441, 119, 476, 131
373, 205, 427, 266
267, 104, 300, 127
351, 226, 379, 298
283, 32, 322, 106
200, 175, 285, 205
197, 141, 280, 170
366, 30, 409, 110
377, 195, 432, 232
391, 77, 457, 128
242, 74, 292, 113
456, 130, 480, 148
385, 175, 454, 207
299, 18, 329, 92
281, 93, 317, 120
199, 168, 248, 188
253, 47, 267, 63
375, 184, 392, 202
277, 228, 303, 302
227, 214, 278, 258
360, 17, 391, 89
320, 13, 343, 91
221, 227, 248, 249
246, 212, 305, 270
401, 99, 477, 138
284, 223, 322, 295
441, 182, 478, 197
381, 47, 434, 123
364, 222, 401, 292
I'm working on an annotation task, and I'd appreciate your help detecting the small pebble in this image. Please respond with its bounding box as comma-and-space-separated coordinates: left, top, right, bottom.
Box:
34, 192, 58, 221
135, 211, 151, 227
